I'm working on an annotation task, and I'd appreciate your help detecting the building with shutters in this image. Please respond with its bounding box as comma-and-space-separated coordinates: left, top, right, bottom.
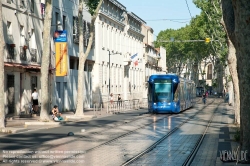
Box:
2, 0, 166, 116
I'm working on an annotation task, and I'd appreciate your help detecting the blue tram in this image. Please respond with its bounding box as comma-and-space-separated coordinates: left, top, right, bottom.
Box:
147, 74, 196, 113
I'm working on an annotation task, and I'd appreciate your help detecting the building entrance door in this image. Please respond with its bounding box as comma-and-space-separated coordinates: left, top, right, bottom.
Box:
7, 75, 15, 114
84, 62, 93, 108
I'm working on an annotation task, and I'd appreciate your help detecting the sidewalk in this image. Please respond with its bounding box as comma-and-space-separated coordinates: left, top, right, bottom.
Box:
0, 99, 245, 165
192, 99, 243, 166
1, 108, 116, 134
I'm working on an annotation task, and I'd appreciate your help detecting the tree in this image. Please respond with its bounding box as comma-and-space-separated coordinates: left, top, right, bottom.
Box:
40, 0, 53, 121
220, 0, 240, 125
75, 0, 103, 116
193, 0, 240, 124
0, 1, 5, 128
221, 0, 250, 161
155, 14, 214, 85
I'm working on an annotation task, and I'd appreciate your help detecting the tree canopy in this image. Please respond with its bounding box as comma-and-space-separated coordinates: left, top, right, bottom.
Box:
84, 0, 101, 15
155, 1, 227, 78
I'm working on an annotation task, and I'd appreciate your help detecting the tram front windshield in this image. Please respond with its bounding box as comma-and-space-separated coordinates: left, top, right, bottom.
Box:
154, 80, 172, 102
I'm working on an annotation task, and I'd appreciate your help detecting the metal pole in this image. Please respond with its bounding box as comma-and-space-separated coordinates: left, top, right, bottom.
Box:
109, 50, 110, 95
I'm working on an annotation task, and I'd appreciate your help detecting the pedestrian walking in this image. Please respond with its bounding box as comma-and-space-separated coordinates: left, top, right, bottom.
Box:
31, 88, 39, 114
202, 93, 206, 104
225, 90, 229, 103
117, 94, 122, 107
109, 93, 113, 104
205, 91, 209, 97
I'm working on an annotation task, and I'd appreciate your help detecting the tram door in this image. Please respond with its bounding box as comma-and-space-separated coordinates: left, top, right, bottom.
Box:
147, 83, 153, 110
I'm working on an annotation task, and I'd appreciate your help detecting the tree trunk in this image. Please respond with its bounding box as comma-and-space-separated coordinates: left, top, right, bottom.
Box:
75, 0, 103, 116
221, 9, 240, 125
40, 0, 53, 121
222, 0, 250, 161
233, 1, 250, 160
227, 40, 240, 124
75, 1, 85, 116
0, 2, 5, 128
192, 62, 199, 86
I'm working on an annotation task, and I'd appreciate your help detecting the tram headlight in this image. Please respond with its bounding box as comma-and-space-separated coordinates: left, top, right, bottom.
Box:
153, 103, 156, 105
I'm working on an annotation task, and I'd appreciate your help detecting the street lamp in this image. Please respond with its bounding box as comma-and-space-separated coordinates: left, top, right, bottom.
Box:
107, 49, 121, 95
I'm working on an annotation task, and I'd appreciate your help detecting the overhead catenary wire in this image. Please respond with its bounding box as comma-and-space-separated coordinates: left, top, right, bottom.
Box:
185, 0, 193, 19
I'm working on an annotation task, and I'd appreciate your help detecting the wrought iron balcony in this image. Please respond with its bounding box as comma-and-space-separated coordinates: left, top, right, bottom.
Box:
7, 44, 15, 59
30, 48, 37, 62
20, 46, 27, 61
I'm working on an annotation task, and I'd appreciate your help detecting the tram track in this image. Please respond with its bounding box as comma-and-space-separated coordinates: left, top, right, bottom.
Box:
82, 99, 207, 155
121, 98, 217, 166
46, 113, 168, 151
50, 99, 213, 165
46, 113, 176, 165
182, 101, 220, 166
0, 111, 173, 165
0, 98, 212, 166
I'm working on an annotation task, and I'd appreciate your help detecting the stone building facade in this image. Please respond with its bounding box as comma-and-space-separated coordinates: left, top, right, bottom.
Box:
2, 0, 166, 115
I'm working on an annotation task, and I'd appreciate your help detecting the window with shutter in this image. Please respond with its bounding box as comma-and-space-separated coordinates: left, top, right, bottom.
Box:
20, 46, 27, 61
30, 48, 37, 62
73, 17, 79, 44
20, 0, 25, 8
207, 64, 212, 80
83, 20, 86, 46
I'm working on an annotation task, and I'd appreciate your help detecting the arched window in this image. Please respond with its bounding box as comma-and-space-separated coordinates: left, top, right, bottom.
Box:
207, 64, 212, 80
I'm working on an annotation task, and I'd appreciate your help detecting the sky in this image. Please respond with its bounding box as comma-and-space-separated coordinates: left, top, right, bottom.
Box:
117, 0, 201, 37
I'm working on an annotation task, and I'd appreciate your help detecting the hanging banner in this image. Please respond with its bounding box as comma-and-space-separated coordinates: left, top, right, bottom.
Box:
55, 42, 68, 76
54, 30, 68, 76
54, 30, 67, 42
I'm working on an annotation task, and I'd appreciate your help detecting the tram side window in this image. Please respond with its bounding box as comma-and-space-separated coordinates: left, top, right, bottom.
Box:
174, 84, 179, 101
180, 82, 184, 100
187, 83, 190, 100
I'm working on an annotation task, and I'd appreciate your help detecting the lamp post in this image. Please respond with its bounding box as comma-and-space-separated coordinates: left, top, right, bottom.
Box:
107, 49, 121, 95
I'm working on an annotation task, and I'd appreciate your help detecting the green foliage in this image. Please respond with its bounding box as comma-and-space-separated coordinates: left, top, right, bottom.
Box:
84, 0, 100, 15
205, 84, 209, 90
202, 70, 206, 75
155, 14, 214, 71
193, 0, 228, 62
212, 79, 217, 88
227, 75, 232, 82
155, 0, 228, 73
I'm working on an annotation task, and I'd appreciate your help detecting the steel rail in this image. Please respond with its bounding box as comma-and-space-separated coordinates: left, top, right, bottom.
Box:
182, 103, 220, 166
121, 99, 216, 166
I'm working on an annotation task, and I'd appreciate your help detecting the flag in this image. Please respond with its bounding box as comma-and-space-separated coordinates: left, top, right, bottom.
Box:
130, 53, 138, 66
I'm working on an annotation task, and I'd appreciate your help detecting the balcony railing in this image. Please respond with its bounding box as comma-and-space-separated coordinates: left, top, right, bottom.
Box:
20, 46, 27, 61
7, 44, 15, 59
30, 48, 37, 62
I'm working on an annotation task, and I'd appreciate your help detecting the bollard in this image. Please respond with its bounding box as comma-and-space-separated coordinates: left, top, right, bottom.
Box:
107, 103, 108, 114
100, 104, 102, 115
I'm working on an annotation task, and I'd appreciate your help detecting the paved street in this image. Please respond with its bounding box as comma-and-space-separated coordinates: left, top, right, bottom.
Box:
0, 98, 242, 166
